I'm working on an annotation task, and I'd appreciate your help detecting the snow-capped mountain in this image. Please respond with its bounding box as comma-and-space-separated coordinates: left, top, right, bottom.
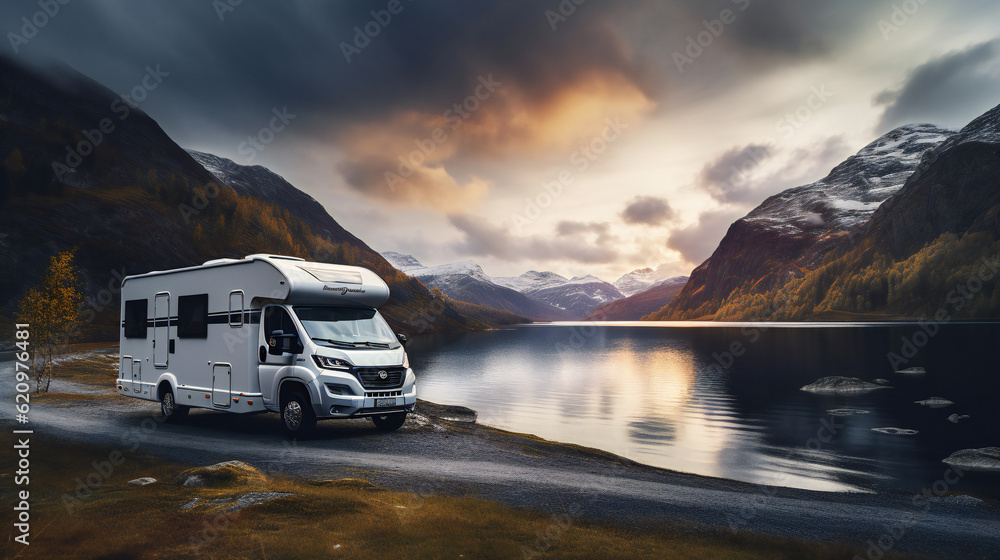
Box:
380, 255, 624, 319
408, 260, 494, 284
657, 123, 956, 320
613, 266, 683, 297
495, 270, 625, 317
381, 251, 424, 272
589, 276, 688, 320
389, 258, 574, 320
742, 124, 954, 233
521, 275, 624, 318
493, 270, 571, 292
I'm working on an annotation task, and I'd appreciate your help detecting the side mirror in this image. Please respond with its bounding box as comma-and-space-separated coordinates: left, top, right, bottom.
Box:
396, 332, 408, 347
269, 330, 301, 355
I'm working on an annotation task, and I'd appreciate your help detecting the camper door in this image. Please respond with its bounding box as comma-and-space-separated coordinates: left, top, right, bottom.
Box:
154, 292, 170, 367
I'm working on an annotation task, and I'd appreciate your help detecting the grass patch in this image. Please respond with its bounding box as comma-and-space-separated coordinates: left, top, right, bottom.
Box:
46, 344, 119, 388
1, 428, 927, 560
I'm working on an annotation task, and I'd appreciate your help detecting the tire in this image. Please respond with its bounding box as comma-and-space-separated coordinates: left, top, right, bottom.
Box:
371, 412, 407, 432
160, 388, 188, 422
281, 391, 316, 439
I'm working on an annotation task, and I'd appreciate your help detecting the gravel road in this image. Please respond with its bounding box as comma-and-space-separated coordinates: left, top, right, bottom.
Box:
2, 356, 998, 559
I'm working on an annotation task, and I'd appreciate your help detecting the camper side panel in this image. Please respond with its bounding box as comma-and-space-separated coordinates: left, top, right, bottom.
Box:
116, 260, 288, 413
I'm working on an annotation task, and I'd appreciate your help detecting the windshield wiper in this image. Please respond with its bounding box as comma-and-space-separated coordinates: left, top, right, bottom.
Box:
311, 338, 358, 348
312, 338, 393, 349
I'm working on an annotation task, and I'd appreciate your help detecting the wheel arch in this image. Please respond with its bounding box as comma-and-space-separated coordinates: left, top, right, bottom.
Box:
155, 373, 179, 400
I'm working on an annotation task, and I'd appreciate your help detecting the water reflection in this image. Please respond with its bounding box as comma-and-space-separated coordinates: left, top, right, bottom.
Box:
408, 323, 1000, 495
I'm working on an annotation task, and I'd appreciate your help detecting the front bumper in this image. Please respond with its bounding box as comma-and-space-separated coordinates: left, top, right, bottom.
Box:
312, 368, 416, 418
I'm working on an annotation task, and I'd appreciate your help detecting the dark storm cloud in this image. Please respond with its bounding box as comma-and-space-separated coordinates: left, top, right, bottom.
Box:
666, 208, 745, 264
620, 196, 676, 225
1, 0, 653, 142
874, 40, 1000, 132
449, 214, 619, 264
0, 0, 888, 145
697, 143, 773, 203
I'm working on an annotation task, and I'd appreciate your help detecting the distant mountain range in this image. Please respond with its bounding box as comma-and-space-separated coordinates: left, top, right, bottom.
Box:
382, 252, 687, 320
649, 103, 1000, 321
588, 276, 688, 321
0, 58, 523, 338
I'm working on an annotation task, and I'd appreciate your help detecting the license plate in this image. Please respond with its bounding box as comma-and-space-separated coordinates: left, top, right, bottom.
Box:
376, 398, 396, 408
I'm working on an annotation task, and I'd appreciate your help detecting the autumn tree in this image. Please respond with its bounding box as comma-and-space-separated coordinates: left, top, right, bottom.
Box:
15, 249, 83, 392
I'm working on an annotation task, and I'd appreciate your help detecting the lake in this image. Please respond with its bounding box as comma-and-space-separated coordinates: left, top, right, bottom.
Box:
408, 322, 1000, 495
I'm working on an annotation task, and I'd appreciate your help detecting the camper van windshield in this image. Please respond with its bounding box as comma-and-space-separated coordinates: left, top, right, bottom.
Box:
293, 306, 398, 348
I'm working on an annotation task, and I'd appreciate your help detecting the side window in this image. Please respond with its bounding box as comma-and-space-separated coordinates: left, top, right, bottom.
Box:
263, 306, 298, 338
123, 299, 148, 339
177, 294, 209, 339
229, 291, 244, 327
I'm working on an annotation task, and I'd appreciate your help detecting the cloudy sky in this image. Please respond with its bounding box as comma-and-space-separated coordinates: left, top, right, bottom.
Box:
5, 0, 1000, 281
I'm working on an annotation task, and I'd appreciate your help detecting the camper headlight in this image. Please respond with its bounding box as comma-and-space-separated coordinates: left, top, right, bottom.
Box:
402, 353, 410, 369
313, 355, 353, 371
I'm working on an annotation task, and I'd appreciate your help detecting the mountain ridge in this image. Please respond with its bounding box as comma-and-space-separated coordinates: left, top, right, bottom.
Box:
649, 103, 1000, 321
0, 57, 523, 338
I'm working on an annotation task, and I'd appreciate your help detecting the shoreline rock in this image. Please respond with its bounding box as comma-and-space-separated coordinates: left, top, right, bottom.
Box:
942, 447, 1000, 471
801, 376, 887, 394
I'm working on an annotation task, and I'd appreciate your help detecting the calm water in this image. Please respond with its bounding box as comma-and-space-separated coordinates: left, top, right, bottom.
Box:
408, 322, 1000, 495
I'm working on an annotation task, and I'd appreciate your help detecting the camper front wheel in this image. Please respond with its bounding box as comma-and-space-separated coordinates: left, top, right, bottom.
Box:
159, 388, 189, 422
281, 391, 316, 439
371, 413, 407, 432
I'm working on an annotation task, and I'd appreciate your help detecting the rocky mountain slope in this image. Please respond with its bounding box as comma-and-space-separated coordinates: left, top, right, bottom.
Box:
588, 276, 688, 321
652, 123, 956, 320
0, 58, 522, 338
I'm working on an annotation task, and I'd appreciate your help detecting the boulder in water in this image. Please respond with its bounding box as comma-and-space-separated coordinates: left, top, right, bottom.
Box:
914, 397, 954, 408
942, 447, 1000, 471
895, 367, 926, 375
801, 376, 886, 394
871, 427, 918, 435
827, 408, 871, 416
947, 414, 971, 424
873, 378, 891, 385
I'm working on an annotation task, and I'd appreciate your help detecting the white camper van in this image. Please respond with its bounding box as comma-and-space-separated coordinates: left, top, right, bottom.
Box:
116, 254, 416, 437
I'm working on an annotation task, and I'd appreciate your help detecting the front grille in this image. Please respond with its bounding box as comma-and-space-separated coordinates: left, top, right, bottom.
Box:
365, 390, 403, 398
355, 367, 404, 389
